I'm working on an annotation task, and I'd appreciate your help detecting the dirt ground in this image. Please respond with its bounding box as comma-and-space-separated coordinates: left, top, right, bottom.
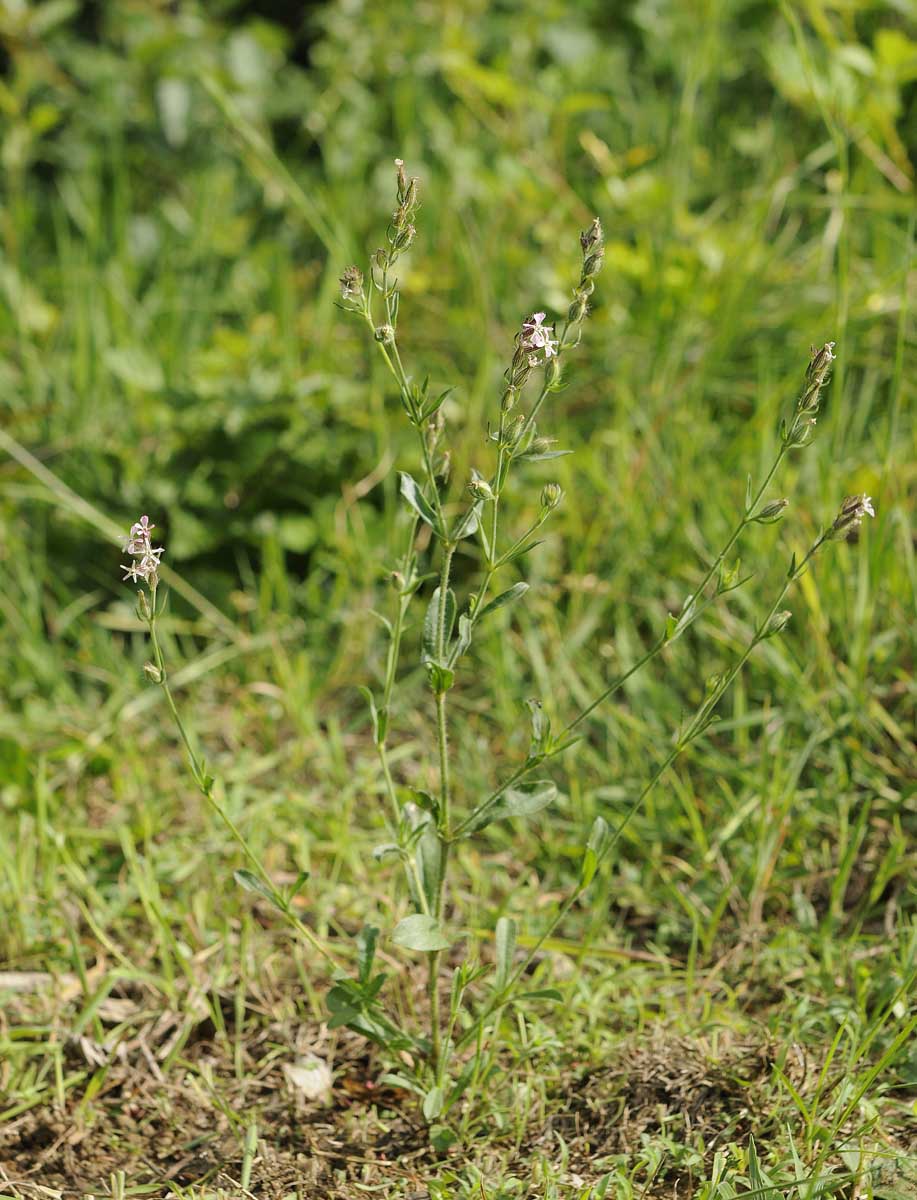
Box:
1, 975, 914, 1199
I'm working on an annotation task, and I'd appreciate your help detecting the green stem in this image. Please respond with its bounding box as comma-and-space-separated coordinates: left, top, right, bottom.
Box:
146, 600, 341, 970
469, 324, 570, 624
565, 446, 787, 733
428, 540, 456, 1077
458, 443, 793, 836
456, 535, 823, 1056
364, 269, 457, 1078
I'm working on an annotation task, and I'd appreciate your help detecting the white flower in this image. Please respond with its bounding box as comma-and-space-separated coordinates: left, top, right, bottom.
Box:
121, 515, 164, 585
521, 312, 558, 360
830, 494, 876, 539
123, 514, 156, 555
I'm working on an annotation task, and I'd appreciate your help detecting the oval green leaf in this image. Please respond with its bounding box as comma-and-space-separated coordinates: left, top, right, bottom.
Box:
392, 914, 452, 953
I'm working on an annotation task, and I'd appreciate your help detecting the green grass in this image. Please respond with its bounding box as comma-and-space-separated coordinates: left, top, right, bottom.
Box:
0, 1, 915, 1196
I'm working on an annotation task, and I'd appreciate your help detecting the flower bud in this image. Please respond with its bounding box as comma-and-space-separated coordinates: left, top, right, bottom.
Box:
529, 436, 557, 455
136, 590, 152, 621
806, 341, 836, 387
374, 324, 395, 345
504, 414, 525, 445
763, 611, 792, 639
568, 293, 589, 324
582, 248, 605, 279
705, 672, 723, 696
339, 265, 364, 302
143, 661, 164, 684
580, 218, 603, 256
753, 498, 789, 524
541, 482, 564, 511
467, 470, 495, 502
797, 341, 836, 416
716, 559, 741, 595
829, 494, 875, 539
508, 342, 535, 388
784, 416, 816, 449
391, 222, 415, 251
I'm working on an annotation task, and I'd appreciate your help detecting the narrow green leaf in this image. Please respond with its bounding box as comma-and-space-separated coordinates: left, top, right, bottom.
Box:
422, 586, 455, 663
500, 779, 557, 818
359, 685, 381, 743
494, 916, 516, 992
515, 448, 572, 462
399, 472, 439, 532
453, 500, 483, 541
467, 780, 558, 833
409, 789, 439, 821
501, 539, 543, 566
747, 1136, 780, 1199
372, 842, 401, 861
580, 815, 610, 888
392, 914, 452, 953
422, 1085, 444, 1120
356, 925, 379, 984
420, 386, 453, 421
234, 869, 284, 912
666, 595, 696, 643
287, 870, 310, 901
377, 1072, 425, 1097
477, 521, 492, 562
476, 581, 529, 623
449, 613, 473, 666
516, 988, 563, 1003
416, 824, 442, 913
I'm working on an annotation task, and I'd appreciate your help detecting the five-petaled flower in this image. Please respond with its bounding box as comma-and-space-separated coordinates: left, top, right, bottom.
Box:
122, 515, 164, 585
521, 312, 558, 361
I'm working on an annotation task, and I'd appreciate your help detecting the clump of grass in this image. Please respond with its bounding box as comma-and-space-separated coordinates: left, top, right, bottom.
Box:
120, 160, 877, 1145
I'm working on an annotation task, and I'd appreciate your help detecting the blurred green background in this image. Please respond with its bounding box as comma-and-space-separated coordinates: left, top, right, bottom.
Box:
0, 0, 915, 1188
1, 0, 915, 949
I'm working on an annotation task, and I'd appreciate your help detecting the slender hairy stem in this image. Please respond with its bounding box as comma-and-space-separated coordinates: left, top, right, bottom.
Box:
363, 249, 463, 1078
469, 320, 571, 626
455, 534, 823, 1057
563, 445, 788, 736
146, 601, 341, 970
456, 441, 794, 838
428, 540, 456, 1077
373, 517, 422, 892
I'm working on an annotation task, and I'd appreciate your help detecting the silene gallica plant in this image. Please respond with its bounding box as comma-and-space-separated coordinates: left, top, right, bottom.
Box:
123, 160, 875, 1138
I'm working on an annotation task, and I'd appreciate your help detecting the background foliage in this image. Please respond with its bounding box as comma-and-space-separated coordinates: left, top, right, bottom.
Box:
0, 0, 914, 1194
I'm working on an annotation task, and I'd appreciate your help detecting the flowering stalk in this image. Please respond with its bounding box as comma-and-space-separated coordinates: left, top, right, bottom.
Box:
455, 340, 840, 838
466, 220, 605, 638
340, 163, 459, 1067
453, 492, 874, 1071
338, 165, 611, 1087
120, 517, 340, 971
336, 161, 871, 1122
